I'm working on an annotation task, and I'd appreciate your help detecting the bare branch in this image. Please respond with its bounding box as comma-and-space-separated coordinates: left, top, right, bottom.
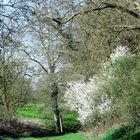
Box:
24, 50, 49, 74
103, 3, 140, 19
64, 3, 140, 24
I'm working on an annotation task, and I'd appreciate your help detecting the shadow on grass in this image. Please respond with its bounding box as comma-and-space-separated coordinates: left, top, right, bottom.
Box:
0, 119, 81, 139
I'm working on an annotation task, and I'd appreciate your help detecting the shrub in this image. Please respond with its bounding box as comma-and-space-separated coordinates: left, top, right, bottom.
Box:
128, 130, 140, 140
64, 46, 140, 128
110, 123, 136, 140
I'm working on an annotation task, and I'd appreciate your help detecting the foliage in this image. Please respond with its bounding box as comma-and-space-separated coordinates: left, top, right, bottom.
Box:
125, 130, 140, 140
65, 0, 140, 78
98, 53, 140, 126
89, 123, 139, 140
110, 123, 137, 140
64, 46, 140, 128
0, 59, 32, 123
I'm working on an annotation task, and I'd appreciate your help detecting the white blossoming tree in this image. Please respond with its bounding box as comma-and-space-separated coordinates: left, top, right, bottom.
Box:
65, 80, 94, 124
64, 46, 139, 126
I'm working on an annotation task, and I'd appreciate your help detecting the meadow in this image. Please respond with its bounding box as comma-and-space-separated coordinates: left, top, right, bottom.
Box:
15, 103, 80, 132
3, 104, 139, 140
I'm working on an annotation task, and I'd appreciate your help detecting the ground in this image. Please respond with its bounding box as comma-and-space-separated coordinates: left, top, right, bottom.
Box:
1, 104, 140, 140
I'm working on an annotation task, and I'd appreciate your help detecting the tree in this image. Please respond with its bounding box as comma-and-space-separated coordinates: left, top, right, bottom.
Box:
23, 26, 64, 134
67, 0, 140, 78
65, 46, 140, 129
20, 1, 140, 132
0, 1, 32, 125
2, 0, 139, 80
0, 51, 32, 125
29, 0, 140, 79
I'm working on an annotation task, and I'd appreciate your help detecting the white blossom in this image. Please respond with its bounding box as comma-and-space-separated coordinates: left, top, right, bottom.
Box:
110, 46, 132, 61
64, 80, 94, 124
64, 46, 133, 125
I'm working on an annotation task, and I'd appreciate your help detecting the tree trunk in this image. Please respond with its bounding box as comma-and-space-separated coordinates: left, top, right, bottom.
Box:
54, 108, 63, 134
51, 82, 63, 134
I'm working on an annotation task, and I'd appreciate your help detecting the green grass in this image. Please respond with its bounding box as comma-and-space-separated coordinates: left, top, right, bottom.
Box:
20, 133, 87, 140
2, 132, 125, 140
4, 133, 90, 140
16, 103, 80, 131
16, 104, 45, 119
9, 104, 140, 140
4, 128, 140, 140
4, 132, 111, 140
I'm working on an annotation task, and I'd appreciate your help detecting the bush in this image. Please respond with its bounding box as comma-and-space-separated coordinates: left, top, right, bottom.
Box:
109, 123, 140, 140
65, 46, 140, 127
128, 130, 140, 140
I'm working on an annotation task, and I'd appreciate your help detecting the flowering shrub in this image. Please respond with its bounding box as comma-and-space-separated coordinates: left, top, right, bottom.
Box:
64, 78, 113, 124
64, 80, 94, 124
64, 46, 138, 125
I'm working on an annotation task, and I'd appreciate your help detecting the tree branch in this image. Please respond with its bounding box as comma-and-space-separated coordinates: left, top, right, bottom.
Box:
24, 50, 48, 74
64, 2, 140, 24
103, 3, 140, 19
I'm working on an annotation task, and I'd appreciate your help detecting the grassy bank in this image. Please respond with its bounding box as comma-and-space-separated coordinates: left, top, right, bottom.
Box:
4, 133, 87, 140
4, 125, 140, 140
16, 103, 81, 131
3, 104, 140, 140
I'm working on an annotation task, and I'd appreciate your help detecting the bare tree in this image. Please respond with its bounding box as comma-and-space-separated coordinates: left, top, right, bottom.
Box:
23, 28, 64, 133
0, 0, 32, 126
